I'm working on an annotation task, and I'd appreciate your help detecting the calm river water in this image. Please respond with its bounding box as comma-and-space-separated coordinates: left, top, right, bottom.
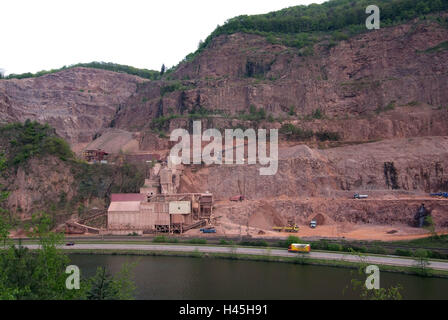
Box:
70, 254, 448, 300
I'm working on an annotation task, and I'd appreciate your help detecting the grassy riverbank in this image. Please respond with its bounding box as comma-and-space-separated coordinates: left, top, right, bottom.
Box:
16, 234, 448, 260
64, 248, 448, 279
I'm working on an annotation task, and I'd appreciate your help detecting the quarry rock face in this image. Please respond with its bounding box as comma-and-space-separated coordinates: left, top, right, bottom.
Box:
0, 156, 77, 218
179, 137, 448, 200
179, 137, 448, 227
113, 17, 448, 130
1, 14, 448, 230
0, 67, 147, 146
1, 17, 447, 147
216, 198, 448, 229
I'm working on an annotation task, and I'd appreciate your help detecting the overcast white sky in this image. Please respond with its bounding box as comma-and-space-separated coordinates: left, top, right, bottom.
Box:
0, 0, 326, 75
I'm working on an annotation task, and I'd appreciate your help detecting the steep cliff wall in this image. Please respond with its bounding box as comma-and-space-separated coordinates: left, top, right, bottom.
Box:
0, 67, 147, 147
179, 137, 448, 200
113, 16, 448, 133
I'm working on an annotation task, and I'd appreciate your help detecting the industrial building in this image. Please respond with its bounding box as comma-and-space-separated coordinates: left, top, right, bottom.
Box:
106, 157, 213, 234
107, 192, 213, 234
82, 149, 109, 163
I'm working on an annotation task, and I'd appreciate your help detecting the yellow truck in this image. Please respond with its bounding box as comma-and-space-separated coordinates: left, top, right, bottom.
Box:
272, 225, 299, 233
288, 243, 311, 253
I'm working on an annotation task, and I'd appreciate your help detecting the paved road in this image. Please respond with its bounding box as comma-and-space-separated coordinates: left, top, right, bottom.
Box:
25, 243, 448, 271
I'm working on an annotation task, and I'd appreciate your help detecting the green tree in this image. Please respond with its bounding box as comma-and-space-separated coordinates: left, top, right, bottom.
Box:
0, 213, 137, 300
87, 267, 120, 300
345, 249, 403, 300
87, 263, 136, 300
0, 216, 11, 247
424, 215, 437, 238
0, 213, 79, 299
413, 249, 431, 276
0, 152, 11, 243
353, 279, 403, 300
282, 235, 302, 248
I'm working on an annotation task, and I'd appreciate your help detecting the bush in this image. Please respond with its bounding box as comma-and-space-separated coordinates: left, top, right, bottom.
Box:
332, 31, 349, 41
395, 249, 413, 257
327, 243, 343, 252
428, 251, 448, 260
237, 105, 266, 122
279, 124, 313, 140
153, 236, 167, 243
311, 109, 324, 119
278, 236, 302, 248
188, 238, 207, 245
369, 246, 387, 255
150, 114, 181, 131
280, 124, 340, 141
315, 131, 341, 141
350, 245, 368, 253
288, 106, 296, 116
414, 249, 430, 258
310, 239, 329, 250
239, 240, 268, 247
43, 137, 73, 161
153, 236, 179, 243
375, 102, 396, 114
160, 81, 188, 96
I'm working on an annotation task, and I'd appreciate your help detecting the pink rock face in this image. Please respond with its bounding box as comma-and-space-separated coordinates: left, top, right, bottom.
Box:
178, 137, 448, 200
1, 14, 448, 229
1, 16, 447, 145
0, 67, 147, 145
177, 135, 448, 228
113, 16, 448, 131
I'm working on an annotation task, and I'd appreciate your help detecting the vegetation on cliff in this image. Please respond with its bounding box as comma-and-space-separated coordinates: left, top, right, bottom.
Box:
71, 162, 145, 204
3, 61, 160, 80
213, 0, 446, 35
279, 123, 341, 141
0, 154, 10, 235
4, 1, 447, 80
0, 120, 73, 166
0, 121, 145, 217
178, 0, 448, 65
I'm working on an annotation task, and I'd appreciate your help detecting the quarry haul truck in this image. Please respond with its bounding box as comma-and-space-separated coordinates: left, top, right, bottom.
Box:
272, 225, 299, 233
273, 220, 299, 233
430, 192, 448, 198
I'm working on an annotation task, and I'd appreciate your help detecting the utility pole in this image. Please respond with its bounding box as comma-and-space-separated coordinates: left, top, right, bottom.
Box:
237, 207, 242, 241
246, 208, 250, 237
